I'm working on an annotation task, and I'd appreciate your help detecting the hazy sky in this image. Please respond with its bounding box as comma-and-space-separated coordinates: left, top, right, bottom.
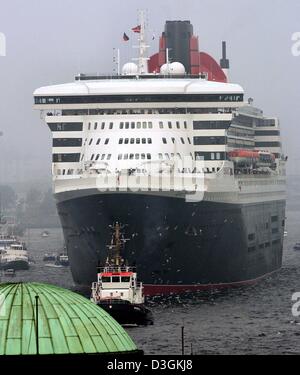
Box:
0, 0, 299, 183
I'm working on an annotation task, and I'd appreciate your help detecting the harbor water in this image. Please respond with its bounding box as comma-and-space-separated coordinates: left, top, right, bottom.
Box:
1, 182, 300, 355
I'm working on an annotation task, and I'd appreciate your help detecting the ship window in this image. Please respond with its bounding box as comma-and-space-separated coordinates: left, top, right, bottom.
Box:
121, 276, 130, 282
137, 122, 141, 129
158, 153, 163, 159
105, 138, 109, 144
107, 154, 111, 160
148, 122, 153, 129
95, 154, 100, 160
180, 138, 185, 144
248, 233, 255, 241
187, 138, 191, 144
177, 153, 182, 159
120, 122, 124, 129
109, 122, 113, 129
136, 138, 140, 144
141, 153, 145, 159
148, 138, 152, 144
184, 121, 187, 129
135, 154, 139, 159
172, 138, 175, 144
88, 122, 91, 130
96, 138, 101, 145
176, 121, 180, 129
131, 122, 135, 129
119, 138, 123, 144
89, 139, 93, 145
130, 138, 135, 144
142, 138, 146, 144
211, 153, 215, 160
125, 122, 129, 129
168, 122, 172, 129
159, 121, 163, 129
91, 154, 95, 160
129, 154, 134, 159
124, 138, 129, 144
248, 246, 256, 253
102, 277, 110, 282
112, 276, 120, 282
94, 122, 98, 130
162, 138, 167, 144
271, 215, 278, 222
165, 153, 170, 160
101, 122, 105, 129
118, 154, 122, 160
101, 154, 105, 160
124, 154, 128, 160
143, 122, 147, 129
147, 153, 151, 159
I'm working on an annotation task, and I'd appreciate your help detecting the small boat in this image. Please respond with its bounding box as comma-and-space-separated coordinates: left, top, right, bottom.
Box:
41, 231, 50, 238
55, 253, 69, 266
4, 268, 15, 277
0, 242, 29, 270
294, 243, 300, 251
43, 253, 57, 262
91, 222, 153, 326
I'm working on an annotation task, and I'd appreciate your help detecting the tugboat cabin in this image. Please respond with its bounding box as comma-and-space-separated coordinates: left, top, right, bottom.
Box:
91, 267, 144, 304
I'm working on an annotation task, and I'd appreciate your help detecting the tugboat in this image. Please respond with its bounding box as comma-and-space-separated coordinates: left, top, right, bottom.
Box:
55, 253, 69, 266
91, 223, 153, 326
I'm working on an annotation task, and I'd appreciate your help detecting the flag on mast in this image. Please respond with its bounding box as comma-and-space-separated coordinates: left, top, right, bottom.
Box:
123, 32, 129, 41
132, 25, 141, 33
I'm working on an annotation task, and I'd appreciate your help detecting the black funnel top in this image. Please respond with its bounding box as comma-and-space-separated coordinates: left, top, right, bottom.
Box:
164, 21, 193, 73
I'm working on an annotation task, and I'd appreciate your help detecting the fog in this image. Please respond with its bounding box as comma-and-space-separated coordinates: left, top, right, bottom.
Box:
0, 0, 299, 185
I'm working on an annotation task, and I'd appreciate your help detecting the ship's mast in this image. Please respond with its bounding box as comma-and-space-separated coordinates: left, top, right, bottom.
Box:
106, 222, 128, 266
133, 10, 149, 75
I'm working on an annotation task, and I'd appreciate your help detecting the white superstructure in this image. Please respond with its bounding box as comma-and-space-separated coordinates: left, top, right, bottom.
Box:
34, 75, 285, 206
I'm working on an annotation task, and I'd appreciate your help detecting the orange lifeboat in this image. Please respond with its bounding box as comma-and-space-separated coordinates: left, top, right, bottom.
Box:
228, 149, 275, 168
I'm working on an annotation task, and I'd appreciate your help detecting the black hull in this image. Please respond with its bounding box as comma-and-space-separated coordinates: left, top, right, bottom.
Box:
57, 193, 285, 295
1, 261, 29, 271
97, 300, 153, 325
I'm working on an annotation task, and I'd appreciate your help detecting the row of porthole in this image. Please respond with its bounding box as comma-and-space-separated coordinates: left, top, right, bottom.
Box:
84, 136, 192, 146
87, 120, 188, 131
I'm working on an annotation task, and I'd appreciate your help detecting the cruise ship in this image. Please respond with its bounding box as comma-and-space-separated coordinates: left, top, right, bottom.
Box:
34, 17, 286, 295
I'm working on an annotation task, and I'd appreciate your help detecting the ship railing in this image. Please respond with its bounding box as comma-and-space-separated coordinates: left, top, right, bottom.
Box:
98, 266, 136, 273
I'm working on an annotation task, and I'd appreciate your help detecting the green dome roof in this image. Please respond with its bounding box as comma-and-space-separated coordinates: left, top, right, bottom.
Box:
0, 283, 137, 355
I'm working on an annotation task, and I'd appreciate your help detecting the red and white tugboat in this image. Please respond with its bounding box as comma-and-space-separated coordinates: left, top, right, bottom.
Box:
91, 222, 153, 326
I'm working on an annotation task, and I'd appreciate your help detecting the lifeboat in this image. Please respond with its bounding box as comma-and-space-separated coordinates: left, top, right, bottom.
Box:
228, 149, 275, 168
